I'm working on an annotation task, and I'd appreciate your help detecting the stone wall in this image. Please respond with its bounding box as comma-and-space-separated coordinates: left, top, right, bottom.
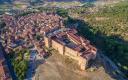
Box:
44, 36, 88, 70
65, 46, 79, 60
44, 36, 51, 48
78, 57, 87, 70
51, 40, 65, 55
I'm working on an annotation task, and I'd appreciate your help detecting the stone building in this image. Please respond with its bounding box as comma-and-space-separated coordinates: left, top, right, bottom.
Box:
44, 28, 97, 70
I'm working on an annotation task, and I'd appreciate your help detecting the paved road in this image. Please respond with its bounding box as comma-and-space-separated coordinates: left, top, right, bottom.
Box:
0, 43, 18, 80
99, 53, 126, 80
25, 50, 37, 80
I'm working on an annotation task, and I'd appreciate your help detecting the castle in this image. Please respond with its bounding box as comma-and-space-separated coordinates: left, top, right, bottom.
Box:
44, 28, 97, 70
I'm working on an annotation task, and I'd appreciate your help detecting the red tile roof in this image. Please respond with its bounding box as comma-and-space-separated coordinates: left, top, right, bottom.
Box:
0, 51, 11, 80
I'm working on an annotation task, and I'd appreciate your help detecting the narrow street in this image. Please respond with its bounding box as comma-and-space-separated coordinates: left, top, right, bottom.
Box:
99, 53, 126, 80
25, 50, 37, 80
0, 43, 18, 80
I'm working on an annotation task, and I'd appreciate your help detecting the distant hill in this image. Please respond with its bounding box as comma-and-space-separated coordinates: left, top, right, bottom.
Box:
47, 0, 120, 2
0, 0, 121, 3
0, 0, 12, 3
48, 0, 96, 2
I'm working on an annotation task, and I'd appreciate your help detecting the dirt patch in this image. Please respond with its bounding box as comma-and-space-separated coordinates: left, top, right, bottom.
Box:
34, 53, 114, 80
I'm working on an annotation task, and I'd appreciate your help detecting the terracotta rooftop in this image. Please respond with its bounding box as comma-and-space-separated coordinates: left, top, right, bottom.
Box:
0, 49, 11, 80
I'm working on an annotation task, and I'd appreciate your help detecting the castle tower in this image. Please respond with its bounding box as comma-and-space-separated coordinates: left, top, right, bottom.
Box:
78, 57, 87, 70
44, 36, 51, 48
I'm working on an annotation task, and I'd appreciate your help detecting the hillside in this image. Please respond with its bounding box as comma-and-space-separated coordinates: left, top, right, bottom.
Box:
67, 1, 128, 78
34, 51, 114, 80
